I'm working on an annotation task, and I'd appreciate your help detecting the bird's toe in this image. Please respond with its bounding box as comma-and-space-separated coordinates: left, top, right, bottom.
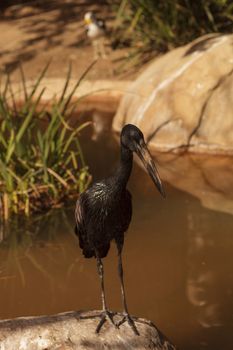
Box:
117, 313, 140, 336
105, 310, 118, 328
95, 310, 117, 333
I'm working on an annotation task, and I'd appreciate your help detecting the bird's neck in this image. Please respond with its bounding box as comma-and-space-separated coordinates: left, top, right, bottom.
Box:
112, 145, 133, 191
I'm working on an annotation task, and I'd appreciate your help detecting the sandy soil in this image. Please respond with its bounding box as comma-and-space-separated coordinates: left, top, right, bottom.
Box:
0, 0, 135, 83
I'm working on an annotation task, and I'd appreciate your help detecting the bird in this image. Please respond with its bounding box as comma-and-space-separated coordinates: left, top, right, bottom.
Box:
74, 124, 165, 335
84, 11, 107, 59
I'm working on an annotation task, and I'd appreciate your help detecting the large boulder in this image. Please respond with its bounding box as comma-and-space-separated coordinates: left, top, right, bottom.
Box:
113, 34, 233, 154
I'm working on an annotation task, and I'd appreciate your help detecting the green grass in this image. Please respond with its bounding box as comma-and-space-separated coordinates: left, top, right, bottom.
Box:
112, 0, 233, 71
0, 63, 93, 220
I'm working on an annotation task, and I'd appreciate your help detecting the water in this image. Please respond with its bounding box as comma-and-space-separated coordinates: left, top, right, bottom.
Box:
0, 122, 233, 349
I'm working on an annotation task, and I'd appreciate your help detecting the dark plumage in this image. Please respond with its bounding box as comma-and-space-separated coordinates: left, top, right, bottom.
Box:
75, 124, 165, 335
75, 183, 131, 259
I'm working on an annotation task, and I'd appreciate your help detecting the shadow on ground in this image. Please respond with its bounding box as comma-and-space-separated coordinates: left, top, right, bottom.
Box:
0, 0, 122, 81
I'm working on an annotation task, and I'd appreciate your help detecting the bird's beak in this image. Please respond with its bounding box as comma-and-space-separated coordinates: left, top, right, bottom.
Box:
135, 141, 165, 198
84, 18, 91, 25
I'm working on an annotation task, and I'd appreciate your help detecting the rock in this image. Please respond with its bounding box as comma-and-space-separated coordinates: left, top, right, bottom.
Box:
0, 310, 177, 350
113, 34, 233, 154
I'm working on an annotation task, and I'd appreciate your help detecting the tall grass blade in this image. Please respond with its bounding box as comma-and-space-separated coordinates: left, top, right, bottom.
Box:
0, 63, 91, 221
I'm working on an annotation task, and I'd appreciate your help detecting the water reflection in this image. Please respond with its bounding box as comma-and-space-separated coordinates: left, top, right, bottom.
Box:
157, 152, 233, 216
186, 205, 233, 349
0, 210, 73, 285
0, 220, 4, 243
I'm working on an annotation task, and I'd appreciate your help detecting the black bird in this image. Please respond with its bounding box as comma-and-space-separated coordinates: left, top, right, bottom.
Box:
75, 124, 165, 335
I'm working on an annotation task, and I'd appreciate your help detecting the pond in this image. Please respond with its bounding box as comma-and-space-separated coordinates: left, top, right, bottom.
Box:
0, 118, 233, 350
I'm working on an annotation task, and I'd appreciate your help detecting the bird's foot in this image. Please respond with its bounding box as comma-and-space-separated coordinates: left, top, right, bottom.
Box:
117, 313, 140, 336
96, 310, 118, 334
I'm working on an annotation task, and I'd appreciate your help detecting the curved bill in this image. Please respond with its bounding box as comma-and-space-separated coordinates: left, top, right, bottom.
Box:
135, 141, 165, 198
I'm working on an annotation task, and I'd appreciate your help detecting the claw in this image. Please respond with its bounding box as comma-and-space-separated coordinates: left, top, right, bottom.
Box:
117, 313, 140, 336
95, 310, 118, 333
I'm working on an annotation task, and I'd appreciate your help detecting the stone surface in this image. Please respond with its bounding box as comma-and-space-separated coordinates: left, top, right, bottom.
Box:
0, 310, 177, 350
113, 34, 233, 154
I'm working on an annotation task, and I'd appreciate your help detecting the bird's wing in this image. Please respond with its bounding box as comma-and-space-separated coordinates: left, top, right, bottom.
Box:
75, 183, 105, 227
74, 195, 95, 258
74, 197, 84, 240
75, 198, 82, 226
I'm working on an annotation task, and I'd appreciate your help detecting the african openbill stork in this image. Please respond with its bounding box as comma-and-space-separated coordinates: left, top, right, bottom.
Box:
75, 124, 165, 335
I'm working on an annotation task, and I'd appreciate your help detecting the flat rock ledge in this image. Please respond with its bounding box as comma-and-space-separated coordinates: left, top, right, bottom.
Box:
0, 310, 177, 350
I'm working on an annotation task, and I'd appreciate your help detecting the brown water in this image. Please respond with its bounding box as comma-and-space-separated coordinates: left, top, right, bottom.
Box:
0, 125, 233, 349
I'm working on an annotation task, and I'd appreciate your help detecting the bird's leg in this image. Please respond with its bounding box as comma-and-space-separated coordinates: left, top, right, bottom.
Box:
92, 40, 100, 60
99, 37, 107, 59
95, 254, 117, 333
116, 243, 140, 336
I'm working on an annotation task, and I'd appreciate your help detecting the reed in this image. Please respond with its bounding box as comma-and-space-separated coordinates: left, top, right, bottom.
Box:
0, 63, 92, 220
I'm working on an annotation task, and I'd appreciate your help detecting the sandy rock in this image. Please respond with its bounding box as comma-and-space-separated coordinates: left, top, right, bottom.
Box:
0, 310, 177, 350
113, 34, 233, 154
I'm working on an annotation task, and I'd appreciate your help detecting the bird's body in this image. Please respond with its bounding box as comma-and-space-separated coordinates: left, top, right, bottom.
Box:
84, 11, 107, 59
74, 124, 165, 335
75, 182, 131, 259
85, 20, 106, 40
75, 144, 133, 259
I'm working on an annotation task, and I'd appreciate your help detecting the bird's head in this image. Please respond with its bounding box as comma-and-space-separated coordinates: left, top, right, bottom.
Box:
84, 12, 95, 25
121, 124, 165, 198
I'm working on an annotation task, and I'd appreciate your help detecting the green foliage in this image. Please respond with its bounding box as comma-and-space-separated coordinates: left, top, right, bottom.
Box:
113, 0, 233, 68
0, 63, 92, 220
